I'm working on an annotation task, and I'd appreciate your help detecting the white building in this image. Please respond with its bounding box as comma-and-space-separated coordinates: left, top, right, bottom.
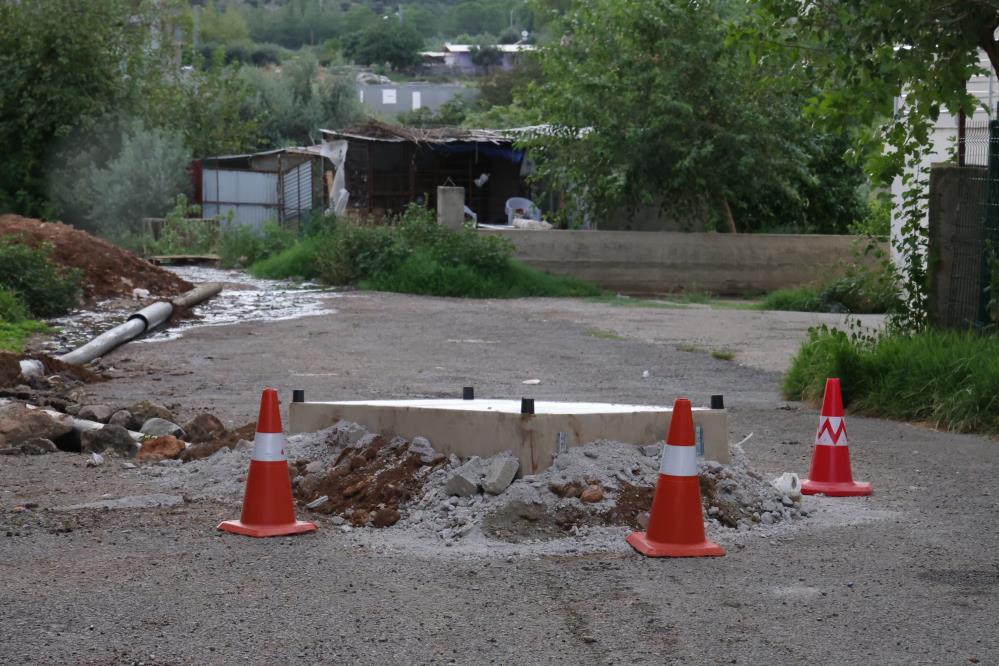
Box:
891, 51, 997, 260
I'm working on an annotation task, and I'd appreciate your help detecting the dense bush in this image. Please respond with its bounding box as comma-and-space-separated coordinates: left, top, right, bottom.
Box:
249, 204, 600, 298
761, 263, 898, 314
0, 237, 81, 317
250, 235, 323, 280
784, 326, 999, 434
0, 288, 29, 323
50, 120, 193, 238
219, 221, 299, 268
146, 195, 219, 255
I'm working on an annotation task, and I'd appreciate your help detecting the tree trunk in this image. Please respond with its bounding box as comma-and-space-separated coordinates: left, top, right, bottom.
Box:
720, 196, 737, 234
978, 20, 999, 80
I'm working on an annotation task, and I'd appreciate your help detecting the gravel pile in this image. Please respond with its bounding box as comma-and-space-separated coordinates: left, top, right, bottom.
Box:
145, 420, 805, 556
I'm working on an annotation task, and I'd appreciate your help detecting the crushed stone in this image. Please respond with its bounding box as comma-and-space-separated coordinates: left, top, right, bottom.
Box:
145, 420, 822, 558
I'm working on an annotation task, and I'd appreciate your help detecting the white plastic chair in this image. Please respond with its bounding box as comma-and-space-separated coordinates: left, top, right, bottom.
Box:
505, 197, 541, 225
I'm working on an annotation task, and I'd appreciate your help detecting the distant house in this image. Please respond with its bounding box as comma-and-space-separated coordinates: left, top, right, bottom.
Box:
320, 122, 533, 224
357, 82, 478, 116
420, 43, 537, 75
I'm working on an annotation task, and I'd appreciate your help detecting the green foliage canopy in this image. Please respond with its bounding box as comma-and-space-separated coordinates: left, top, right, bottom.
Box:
523, 0, 863, 232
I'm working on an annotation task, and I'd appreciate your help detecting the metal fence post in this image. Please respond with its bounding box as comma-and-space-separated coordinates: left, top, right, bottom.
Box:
977, 103, 999, 328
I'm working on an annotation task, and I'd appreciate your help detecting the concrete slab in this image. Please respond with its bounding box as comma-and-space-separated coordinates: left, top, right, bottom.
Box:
289, 399, 729, 474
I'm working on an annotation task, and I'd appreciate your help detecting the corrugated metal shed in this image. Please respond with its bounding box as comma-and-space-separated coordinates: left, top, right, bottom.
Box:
199, 146, 322, 230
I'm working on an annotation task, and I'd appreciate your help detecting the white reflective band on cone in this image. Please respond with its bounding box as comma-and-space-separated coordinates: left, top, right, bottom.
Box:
660, 444, 697, 476
815, 416, 848, 446
251, 432, 286, 461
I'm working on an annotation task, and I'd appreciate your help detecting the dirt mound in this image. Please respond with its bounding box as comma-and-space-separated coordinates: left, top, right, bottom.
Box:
291, 434, 446, 528
0, 351, 106, 387
0, 215, 192, 301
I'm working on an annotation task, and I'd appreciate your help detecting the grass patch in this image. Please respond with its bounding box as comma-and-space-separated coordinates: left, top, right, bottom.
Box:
588, 294, 683, 309
358, 251, 598, 298
710, 299, 761, 310
760, 269, 898, 314
248, 235, 323, 280
761, 285, 825, 312
710, 349, 736, 361
0, 320, 52, 353
586, 328, 625, 340
783, 326, 999, 434
665, 291, 712, 305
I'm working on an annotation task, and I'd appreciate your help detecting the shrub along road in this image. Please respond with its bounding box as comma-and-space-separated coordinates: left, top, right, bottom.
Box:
2, 292, 996, 664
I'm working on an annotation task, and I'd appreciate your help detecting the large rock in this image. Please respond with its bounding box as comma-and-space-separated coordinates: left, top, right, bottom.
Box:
19, 438, 58, 455
108, 410, 132, 428
137, 436, 186, 461
81, 424, 135, 456
183, 413, 225, 443
0, 404, 73, 447
126, 401, 174, 430
446, 458, 483, 497
0, 437, 57, 455
78, 404, 114, 423
0, 353, 21, 387
481, 452, 519, 495
140, 417, 185, 439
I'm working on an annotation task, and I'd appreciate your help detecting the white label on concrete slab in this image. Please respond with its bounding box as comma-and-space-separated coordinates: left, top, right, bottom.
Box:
412, 91, 422, 110
382, 88, 397, 104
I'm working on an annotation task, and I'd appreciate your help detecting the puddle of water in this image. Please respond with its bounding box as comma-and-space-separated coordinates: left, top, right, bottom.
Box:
40, 266, 339, 354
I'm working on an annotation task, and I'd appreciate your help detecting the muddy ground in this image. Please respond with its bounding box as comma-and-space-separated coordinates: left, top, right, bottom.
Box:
1, 291, 997, 665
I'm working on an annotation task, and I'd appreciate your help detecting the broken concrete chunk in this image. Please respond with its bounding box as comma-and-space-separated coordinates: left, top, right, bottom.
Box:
330, 421, 367, 448
140, 417, 185, 439
81, 424, 135, 456
640, 444, 662, 458
86, 452, 105, 467
409, 436, 440, 464
446, 458, 483, 496
78, 404, 114, 423
482, 453, 519, 495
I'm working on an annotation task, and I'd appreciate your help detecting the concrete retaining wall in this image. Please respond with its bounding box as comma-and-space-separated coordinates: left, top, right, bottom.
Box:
481, 229, 881, 295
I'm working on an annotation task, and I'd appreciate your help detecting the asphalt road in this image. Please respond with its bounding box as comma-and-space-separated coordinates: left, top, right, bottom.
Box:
1, 291, 995, 665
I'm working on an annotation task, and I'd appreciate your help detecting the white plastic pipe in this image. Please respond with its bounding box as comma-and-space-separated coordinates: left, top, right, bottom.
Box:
56, 283, 222, 366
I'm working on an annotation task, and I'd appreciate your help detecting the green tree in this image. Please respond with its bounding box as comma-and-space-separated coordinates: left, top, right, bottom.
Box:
756, 0, 999, 182
0, 0, 143, 215
344, 21, 424, 70
756, 1, 999, 329
197, 4, 251, 45
525, 0, 855, 233
242, 56, 362, 146
470, 44, 503, 71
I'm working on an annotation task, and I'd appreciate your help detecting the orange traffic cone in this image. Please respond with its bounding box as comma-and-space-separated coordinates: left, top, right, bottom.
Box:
626, 397, 724, 558
801, 378, 872, 497
218, 388, 317, 537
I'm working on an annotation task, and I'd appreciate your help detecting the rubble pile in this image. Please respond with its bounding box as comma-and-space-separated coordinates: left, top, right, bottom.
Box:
147, 420, 804, 547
